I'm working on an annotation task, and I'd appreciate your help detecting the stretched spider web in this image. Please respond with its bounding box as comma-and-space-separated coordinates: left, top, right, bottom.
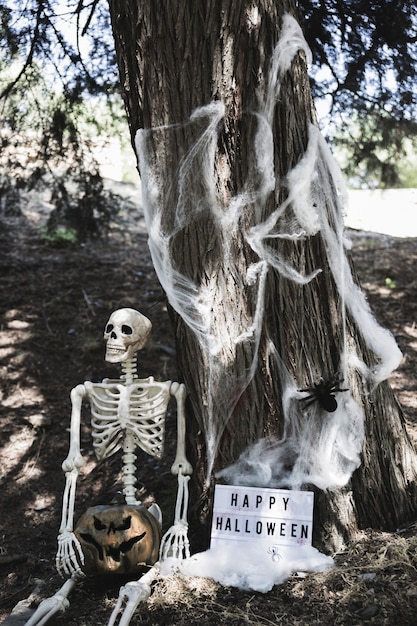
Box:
135, 14, 401, 491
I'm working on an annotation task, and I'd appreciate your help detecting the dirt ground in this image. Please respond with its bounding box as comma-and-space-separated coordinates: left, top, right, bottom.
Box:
1, 186, 417, 625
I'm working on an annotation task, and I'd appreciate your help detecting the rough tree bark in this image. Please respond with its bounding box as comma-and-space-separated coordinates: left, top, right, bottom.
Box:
108, 0, 417, 553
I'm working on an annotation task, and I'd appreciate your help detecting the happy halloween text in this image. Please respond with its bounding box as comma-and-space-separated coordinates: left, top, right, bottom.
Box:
210, 485, 314, 547
214, 514, 310, 541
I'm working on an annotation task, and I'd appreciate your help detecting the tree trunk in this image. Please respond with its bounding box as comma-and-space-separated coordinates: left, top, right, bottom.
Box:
108, 0, 417, 553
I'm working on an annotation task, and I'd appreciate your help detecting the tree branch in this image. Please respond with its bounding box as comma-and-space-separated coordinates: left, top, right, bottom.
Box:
0, 2, 44, 101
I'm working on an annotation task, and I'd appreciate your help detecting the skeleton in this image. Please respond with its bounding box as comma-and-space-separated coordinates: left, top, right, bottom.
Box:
25, 308, 192, 626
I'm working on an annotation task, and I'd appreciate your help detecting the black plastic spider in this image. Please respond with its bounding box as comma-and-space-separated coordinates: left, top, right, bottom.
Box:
298, 372, 349, 413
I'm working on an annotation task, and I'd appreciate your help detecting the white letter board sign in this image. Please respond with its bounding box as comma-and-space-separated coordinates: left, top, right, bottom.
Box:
211, 484, 314, 549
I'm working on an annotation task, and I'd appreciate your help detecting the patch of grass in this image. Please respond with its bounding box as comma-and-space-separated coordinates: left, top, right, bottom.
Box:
39, 226, 78, 246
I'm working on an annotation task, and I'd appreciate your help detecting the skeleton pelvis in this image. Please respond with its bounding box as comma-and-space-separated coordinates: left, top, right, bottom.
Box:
74, 504, 161, 576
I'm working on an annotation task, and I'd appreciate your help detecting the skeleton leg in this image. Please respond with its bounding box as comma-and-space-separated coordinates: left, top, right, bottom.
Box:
107, 564, 160, 626
107, 471, 191, 626
24, 572, 82, 626
160, 469, 191, 560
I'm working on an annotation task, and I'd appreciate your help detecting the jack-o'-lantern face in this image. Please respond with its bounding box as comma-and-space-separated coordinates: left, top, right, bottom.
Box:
74, 504, 161, 576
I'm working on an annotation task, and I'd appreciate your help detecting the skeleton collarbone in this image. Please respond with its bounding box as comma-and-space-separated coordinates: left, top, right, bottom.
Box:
85, 377, 171, 461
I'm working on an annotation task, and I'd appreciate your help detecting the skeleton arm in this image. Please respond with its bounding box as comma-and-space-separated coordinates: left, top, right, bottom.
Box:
169, 382, 192, 476
56, 384, 87, 576
158, 383, 193, 561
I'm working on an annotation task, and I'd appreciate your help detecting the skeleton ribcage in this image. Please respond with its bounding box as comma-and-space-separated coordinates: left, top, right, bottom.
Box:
85, 378, 171, 461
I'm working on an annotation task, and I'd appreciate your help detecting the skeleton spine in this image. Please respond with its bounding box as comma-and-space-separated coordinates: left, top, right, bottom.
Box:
122, 432, 138, 504
121, 357, 139, 504
121, 356, 138, 384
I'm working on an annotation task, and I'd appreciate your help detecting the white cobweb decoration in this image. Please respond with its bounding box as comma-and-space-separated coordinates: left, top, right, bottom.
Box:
217, 345, 365, 490
135, 14, 402, 495
136, 101, 277, 481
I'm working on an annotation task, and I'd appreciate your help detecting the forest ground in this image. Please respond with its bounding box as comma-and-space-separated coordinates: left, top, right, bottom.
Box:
1, 184, 417, 625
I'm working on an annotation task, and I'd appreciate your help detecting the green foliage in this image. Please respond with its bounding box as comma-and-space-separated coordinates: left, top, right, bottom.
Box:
0, 55, 125, 239
0, 0, 416, 204
0, 0, 124, 239
39, 226, 78, 246
385, 277, 397, 289
302, 0, 417, 187
332, 111, 417, 188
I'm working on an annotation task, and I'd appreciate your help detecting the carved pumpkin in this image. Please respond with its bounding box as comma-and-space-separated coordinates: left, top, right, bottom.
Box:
74, 504, 161, 575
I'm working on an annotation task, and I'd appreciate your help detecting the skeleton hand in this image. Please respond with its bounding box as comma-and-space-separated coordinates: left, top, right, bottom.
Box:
160, 470, 190, 561
160, 521, 190, 560
107, 579, 152, 626
56, 531, 84, 577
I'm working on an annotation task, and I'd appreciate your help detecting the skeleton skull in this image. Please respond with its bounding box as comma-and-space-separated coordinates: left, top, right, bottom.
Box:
104, 308, 152, 363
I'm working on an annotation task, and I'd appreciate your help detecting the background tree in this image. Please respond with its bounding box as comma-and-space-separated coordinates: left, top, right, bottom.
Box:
0, 0, 122, 239
303, 0, 417, 186
107, 0, 417, 553
1, 0, 417, 224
